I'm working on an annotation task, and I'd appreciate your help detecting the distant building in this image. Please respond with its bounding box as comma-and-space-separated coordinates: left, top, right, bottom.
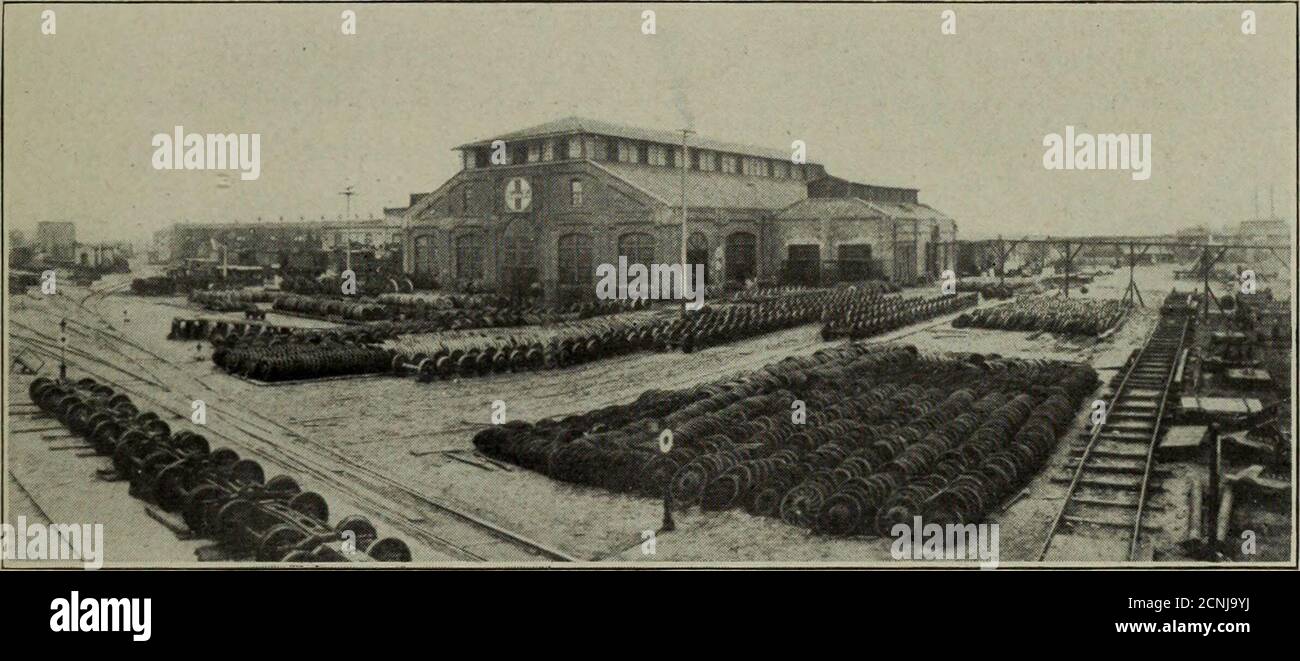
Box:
399, 116, 956, 303
74, 243, 130, 271
156, 216, 404, 274
36, 221, 77, 261
1228, 217, 1292, 267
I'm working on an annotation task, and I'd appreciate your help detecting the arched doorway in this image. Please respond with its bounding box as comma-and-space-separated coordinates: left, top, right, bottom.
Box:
725, 231, 757, 283
454, 233, 485, 288
413, 235, 437, 277
501, 219, 539, 300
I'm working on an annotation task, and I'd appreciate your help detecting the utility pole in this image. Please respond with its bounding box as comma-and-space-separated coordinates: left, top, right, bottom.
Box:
340, 186, 357, 219
679, 128, 694, 315
59, 318, 67, 380
339, 187, 357, 273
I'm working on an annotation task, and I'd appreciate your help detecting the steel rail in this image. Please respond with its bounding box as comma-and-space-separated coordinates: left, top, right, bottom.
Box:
14, 337, 574, 562
1036, 319, 1160, 561
1127, 316, 1190, 560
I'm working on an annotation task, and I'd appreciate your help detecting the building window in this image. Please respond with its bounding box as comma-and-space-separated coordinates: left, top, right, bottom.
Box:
570, 179, 584, 206
463, 150, 476, 170
585, 137, 600, 159
698, 151, 717, 172
413, 235, 436, 276
721, 155, 738, 174
567, 136, 582, 159
648, 145, 668, 166
557, 233, 593, 287
504, 236, 535, 269
543, 140, 556, 161
455, 234, 484, 282
637, 143, 649, 164
527, 142, 541, 163
618, 232, 656, 268
742, 158, 769, 176
617, 140, 637, 163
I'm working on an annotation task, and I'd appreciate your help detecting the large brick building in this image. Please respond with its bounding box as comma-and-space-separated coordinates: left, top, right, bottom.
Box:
399, 117, 956, 304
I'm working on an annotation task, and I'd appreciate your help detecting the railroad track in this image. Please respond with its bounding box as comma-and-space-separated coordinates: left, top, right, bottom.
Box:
12, 289, 576, 563
1038, 313, 1191, 561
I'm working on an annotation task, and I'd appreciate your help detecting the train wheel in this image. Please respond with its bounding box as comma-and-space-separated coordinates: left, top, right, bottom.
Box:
182, 484, 222, 535
335, 515, 378, 548
138, 451, 175, 494
289, 491, 329, 523
365, 537, 412, 562
216, 498, 256, 550
229, 459, 265, 485
264, 475, 301, 497
175, 433, 210, 457
257, 525, 308, 561
208, 448, 240, 469
154, 464, 189, 512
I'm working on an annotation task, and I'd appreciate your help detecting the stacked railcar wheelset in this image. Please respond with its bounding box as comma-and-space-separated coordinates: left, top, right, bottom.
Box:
272, 294, 390, 322
820, 292, 977, 340
212, 338, 392, 382
952, 295, 1124, 336
474, 345, 1097, 537
180, 287, 968, 384
27, 376, 410, 561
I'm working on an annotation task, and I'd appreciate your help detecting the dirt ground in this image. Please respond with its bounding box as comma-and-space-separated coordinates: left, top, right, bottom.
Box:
4, 263, 1292, 565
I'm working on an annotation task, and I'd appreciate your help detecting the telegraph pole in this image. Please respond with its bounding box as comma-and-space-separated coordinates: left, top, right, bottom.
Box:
339, 187, 358, 272
340, 186, 356, 219
679, 128, 694, 315
59, 318, 68, 380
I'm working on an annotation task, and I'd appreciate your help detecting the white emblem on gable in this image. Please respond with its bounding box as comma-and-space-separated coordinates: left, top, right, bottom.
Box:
505, 178, 532, 213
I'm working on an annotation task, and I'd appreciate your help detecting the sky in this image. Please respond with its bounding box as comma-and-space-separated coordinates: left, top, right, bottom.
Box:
3, 3, 1296, 243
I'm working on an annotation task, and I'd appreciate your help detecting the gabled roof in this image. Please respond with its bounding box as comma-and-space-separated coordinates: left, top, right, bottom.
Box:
868, 202, 953, 222
456, 116, 807, 164
775, 197, 883, 221
775, 198, 953, 222
594, 162, 809, 211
